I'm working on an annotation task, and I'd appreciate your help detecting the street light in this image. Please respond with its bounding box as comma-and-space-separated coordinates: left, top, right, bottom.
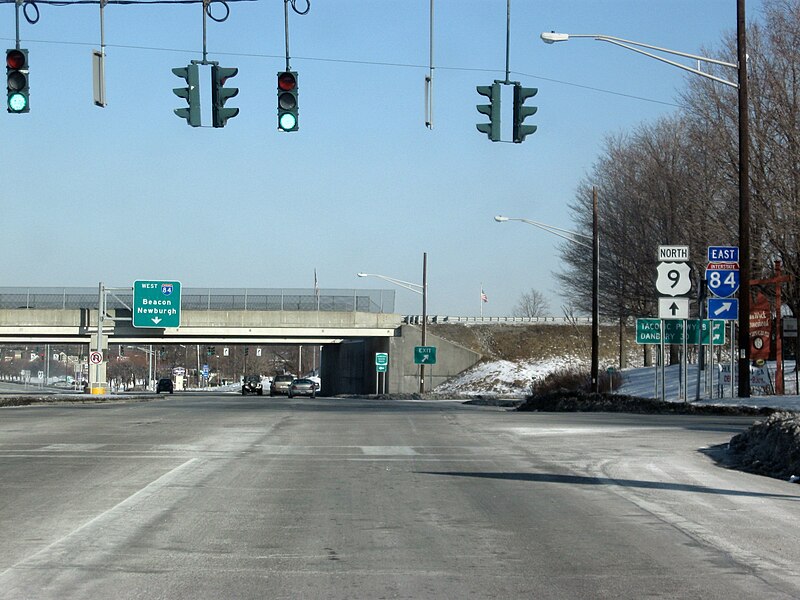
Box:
495, 186, 600, 393
541, 3, 751, 397
357, 252, 429, 394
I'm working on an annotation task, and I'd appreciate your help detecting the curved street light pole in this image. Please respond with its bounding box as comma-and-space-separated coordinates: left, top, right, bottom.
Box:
496, 186, 600, 393
541, 3, 751, 397
358, 252, 429, 394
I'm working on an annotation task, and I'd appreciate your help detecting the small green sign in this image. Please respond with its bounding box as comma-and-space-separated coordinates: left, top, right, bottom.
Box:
376, 364, 387, 373
414, 346, 437, 364
375, 352, 389, 366
133, 280, 181, 328
636, 318, 725, 345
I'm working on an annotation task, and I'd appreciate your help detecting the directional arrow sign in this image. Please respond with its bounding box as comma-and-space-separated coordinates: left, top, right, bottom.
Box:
659, 297, 689, 319
708, 297, 739, 320
132, 280, 181, 328
414, 346, 437, 365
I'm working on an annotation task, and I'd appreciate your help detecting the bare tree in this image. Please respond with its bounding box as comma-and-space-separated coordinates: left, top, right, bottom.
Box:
513, 289, 550, 317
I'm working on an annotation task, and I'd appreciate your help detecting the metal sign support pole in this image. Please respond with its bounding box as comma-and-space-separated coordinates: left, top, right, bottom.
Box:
660, 319, 666, 402
682, 319, 688, 402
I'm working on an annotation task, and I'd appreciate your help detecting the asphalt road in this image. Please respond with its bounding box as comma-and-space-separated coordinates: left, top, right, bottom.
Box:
0, 394, 798, 599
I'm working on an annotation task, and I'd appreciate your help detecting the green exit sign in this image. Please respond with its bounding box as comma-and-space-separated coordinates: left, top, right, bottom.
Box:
133, 280, 181, 328
414, 346, 437, 364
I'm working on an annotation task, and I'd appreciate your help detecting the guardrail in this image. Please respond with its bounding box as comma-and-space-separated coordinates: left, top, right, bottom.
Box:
402, 315, 593, 325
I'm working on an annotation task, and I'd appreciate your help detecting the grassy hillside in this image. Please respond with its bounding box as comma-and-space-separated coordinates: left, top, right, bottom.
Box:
427, 323, 641, 368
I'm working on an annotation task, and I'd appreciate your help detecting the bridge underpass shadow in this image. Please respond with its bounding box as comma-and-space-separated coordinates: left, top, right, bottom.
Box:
417, 471, 800, 500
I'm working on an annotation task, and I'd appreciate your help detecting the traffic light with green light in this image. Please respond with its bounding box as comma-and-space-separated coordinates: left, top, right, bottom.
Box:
211, 65, 239, 128
277, 71, 298, 132
207, 346, 214, 357
513, 83, 538, 143
6, 48, 29, 114
172, 64, 200, 127
476, 82, 500, 142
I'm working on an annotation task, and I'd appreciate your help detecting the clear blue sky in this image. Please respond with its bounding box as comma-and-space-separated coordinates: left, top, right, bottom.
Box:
1, 0, 759, 315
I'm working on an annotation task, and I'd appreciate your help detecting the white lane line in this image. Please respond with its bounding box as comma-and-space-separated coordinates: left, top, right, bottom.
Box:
0, 458, 199, 580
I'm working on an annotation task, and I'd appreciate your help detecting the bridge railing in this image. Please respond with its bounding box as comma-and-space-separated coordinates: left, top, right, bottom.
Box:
0, 287, 396, 314
403, 315, 593, 325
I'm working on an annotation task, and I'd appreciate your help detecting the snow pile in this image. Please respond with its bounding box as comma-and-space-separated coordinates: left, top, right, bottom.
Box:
728, 412, 800, 480
434, 356, 584, 396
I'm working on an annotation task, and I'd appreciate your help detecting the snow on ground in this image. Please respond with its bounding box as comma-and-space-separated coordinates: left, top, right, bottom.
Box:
437, 356, 800, 412
434, 356, 585, 396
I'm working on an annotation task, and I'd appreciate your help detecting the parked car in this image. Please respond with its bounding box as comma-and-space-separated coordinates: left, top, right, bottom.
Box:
288, 378, 317, 398
270, 374, 295, 396
156, 378, 174, 394
241, 375, 263, 396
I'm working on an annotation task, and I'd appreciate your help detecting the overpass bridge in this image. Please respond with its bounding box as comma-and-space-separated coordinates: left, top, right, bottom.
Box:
0, 287, 481, 395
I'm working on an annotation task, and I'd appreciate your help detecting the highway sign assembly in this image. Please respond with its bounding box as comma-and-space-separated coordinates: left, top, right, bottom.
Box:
414, 346, 437, 365
375, 352, 388, 372
132, 280, 181, 328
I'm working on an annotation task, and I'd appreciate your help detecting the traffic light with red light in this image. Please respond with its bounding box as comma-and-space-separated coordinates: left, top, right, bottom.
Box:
211, 65, 239, 128
6, 48, 29, 114
277, 71, 298, 132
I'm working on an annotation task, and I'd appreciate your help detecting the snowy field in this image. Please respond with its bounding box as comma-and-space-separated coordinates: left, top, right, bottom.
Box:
436, 357, 800, 412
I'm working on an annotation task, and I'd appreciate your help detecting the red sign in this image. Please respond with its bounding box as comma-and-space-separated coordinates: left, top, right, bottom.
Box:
749, 292, 772, 361
706, 261, 740, 270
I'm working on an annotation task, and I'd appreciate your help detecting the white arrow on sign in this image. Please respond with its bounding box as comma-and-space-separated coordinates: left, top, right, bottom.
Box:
712, 301, 733, 317
152, 317, 162, 325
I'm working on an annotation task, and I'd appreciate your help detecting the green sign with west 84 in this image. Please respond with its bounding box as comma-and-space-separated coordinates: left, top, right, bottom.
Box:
133, 280, 181, 328
636, 318, 725, 345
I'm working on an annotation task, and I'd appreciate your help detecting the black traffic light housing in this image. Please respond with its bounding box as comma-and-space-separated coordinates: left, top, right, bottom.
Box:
211, 65, 239, 128
172, 64, 201, 127
476, 82, 500, 142
277, 71, 298, 132
6, 48, 29, 114
512, 83, 538, 143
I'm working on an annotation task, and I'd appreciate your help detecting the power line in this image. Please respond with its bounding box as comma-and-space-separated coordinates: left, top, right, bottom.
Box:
0, 35, 680, 107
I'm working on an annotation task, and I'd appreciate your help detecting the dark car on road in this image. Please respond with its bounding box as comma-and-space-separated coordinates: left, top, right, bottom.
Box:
270, 374, 295, 396
241, 375, 263, 396
288, 378, 317, 398
156, 378, 174, 394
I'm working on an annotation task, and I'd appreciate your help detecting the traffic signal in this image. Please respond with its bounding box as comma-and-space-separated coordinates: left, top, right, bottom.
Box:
172, 64, 200, 127
512, 83, 538, 143
207, 346, 215, 356
119, 346, 125, 357
245, 347, 249, 356
476, 82, 500, 142
211, 65, 239, 128
277, 71, 298, 132
6, 48, 29, 114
